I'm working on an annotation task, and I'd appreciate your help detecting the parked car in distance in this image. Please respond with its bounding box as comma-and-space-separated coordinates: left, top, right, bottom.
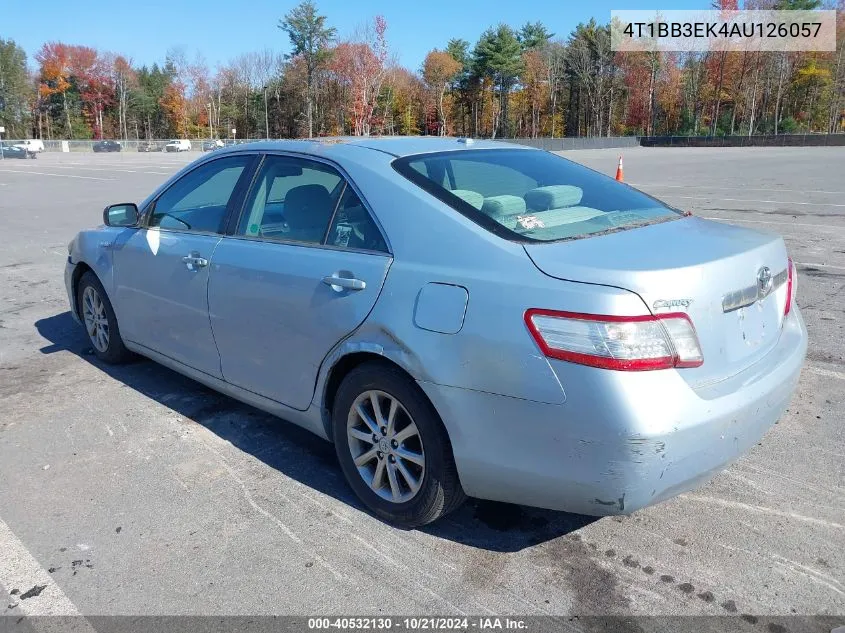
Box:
13, 139, 45, 153
93, 140, 122, 153
164, 139, 192, 152
0, 143, 36, 159
202, 139, 225, 152
65, 137, 807, 527
137, 141, 159, 153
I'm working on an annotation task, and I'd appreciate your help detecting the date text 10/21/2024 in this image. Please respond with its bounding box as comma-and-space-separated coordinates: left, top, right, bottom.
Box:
307, 617, 528, 630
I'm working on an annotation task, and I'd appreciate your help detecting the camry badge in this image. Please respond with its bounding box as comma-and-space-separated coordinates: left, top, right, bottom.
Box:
653, 298, 693, 310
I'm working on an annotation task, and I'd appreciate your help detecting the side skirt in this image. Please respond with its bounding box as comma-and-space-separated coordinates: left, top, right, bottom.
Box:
124, 340, 331, 441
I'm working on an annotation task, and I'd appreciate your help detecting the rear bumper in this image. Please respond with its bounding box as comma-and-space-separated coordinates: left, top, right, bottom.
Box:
419, 307, 807, 516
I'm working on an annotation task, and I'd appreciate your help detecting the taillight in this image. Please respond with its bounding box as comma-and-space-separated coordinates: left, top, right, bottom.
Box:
524, 309, 704, 371
784, 257, 796, 316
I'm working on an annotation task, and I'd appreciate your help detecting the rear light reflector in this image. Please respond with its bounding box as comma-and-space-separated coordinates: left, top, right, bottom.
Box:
784, 257, 796, 315
524, 309, 704, 371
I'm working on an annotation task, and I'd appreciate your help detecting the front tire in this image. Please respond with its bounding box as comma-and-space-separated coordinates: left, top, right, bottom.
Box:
77, 272, 132, 364
332, 362, 465, 527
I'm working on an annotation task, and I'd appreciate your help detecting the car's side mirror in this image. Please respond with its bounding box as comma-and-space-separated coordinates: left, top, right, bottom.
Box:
103, 203, 139, 227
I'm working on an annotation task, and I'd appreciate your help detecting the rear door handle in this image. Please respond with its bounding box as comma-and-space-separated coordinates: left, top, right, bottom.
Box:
182, 252, 208, 270
322, 275, 366, 291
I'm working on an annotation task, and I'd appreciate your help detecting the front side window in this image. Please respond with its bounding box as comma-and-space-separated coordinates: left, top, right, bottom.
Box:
393, 149, 681, 242
150, 155, 252, 233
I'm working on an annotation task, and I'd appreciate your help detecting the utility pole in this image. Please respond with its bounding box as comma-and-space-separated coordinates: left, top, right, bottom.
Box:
0, 126, 4, 160
264, 86, 270, 140
206, 104, 213, 139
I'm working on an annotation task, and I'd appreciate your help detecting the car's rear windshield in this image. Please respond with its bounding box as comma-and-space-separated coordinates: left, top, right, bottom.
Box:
392, 148, 681, 242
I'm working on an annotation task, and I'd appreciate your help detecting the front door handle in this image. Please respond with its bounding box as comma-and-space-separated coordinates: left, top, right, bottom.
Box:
322, 275, 366, 292
182, 252, 208, 270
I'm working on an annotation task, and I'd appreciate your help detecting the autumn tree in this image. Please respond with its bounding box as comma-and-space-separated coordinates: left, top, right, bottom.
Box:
422, 50, 461, 135
520, 49, 547, 137
794, 55, 832, 131
69, 46, 113, 138
160, 80, 188, 137
385, 67, 424, 135
36, 42, 74, 136
516, 24, 556, 136
330, 16, 388, 136
279, 0, 336, 137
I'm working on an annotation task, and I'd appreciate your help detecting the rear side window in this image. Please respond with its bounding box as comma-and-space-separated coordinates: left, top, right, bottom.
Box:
236, 155, 388, 252
237, 155, 343, 244
326, 185, 388, 252
393, 149, 681, 242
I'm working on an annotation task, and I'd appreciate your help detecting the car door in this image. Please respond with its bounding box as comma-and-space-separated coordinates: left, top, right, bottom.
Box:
112, 154, 257, 377
208, 153, 392, 410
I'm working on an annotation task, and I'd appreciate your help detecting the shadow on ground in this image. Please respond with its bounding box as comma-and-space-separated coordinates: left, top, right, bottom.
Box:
35, 311, 597, 552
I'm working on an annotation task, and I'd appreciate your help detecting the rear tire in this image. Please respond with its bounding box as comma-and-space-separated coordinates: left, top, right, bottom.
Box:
77, 272, 132, 364
332, 361, 466, 527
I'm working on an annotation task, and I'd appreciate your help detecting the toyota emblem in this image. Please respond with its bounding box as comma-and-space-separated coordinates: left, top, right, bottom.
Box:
757, 266, 773, 296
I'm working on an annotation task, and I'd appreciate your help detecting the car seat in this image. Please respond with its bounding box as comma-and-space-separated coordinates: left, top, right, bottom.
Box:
282, 184, 333, 243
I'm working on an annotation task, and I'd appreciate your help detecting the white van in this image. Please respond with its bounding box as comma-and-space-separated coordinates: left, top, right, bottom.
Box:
14, 139, 45, 153
164, 139, 192, 152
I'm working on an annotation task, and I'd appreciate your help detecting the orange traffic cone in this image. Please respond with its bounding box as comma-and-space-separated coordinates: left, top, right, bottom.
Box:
615, 155, 624, 182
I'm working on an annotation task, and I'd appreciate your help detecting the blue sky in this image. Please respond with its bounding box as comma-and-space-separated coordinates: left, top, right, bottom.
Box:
4, 0, 703, 71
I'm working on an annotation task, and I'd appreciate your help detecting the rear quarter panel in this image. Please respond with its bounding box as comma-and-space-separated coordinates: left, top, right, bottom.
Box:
316, 145, 652, 409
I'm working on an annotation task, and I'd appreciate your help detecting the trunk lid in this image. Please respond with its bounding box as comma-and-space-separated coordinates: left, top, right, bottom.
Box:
524, 217, 790, 387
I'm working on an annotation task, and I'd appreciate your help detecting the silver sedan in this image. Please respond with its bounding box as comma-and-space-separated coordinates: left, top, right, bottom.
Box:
65, 138, 807, 526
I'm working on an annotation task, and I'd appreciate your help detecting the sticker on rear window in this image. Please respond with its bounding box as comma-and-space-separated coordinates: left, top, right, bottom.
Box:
516, 215, 545, 230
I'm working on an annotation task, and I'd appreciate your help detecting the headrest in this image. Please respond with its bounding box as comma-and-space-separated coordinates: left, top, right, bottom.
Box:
450, 189, 484, 210
480, 195, 526, 219
284, 184, 332, 228
524, 185, 583, 211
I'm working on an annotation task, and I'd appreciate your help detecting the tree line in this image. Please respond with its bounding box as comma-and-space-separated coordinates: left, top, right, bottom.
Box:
0, 0, 842, 141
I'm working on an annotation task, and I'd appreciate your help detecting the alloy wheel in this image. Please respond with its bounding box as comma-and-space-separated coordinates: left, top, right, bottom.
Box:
82, 286, 110, 353
347, 390, 426, 503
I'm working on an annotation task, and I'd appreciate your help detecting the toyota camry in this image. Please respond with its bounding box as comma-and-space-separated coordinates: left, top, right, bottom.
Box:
65, 137, 807, 526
